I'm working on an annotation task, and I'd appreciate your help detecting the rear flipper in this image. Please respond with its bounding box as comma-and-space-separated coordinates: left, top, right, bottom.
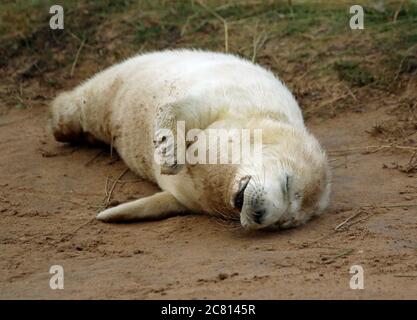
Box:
96, 191, 186, 222
50, 91, 84, 143
49, 91, 103, 145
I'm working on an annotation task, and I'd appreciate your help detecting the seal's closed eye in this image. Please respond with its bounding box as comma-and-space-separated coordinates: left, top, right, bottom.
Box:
233, 176, 251, 211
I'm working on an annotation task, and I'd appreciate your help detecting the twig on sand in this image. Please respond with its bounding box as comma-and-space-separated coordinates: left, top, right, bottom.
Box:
335, 205, 417, 230
334, 209, 364, 231
344, 214, 375, 229
61, 198, 87, 207
69, 217, 96, 235
402, 151, 417, 173
70, 38, 85, 77
197, 0, 228, 53
303, 203, 417, 248
393, 274, 417, 278
306, 93, 350, 114
104, 168, 129, 206
364, 203, 417, 209
107, 177, 143, 184
84, 150, 105, 167
334, 206, 399, 232
104, 175, 110, 198
323, 248, 354, 265
334, 208, 380, 232
328, 144, 417, 157
61, 217, 96, 242
303, 233, 334, 247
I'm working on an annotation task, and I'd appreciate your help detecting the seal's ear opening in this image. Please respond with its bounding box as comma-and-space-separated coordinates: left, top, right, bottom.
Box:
233, 175, 251, 211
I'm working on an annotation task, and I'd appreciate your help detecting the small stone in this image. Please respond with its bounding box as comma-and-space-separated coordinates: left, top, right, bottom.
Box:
218, 273, 228, 280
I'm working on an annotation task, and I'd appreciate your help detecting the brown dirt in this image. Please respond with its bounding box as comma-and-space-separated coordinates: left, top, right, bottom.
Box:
1, 99, 416, 299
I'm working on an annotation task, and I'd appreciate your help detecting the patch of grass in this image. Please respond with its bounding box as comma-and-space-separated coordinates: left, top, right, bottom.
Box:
334, 60, 375, 87
133, 22, 165, 45
282, 16, 321, 36
0, 0, 416, 116
15, 102, 27, 109
399, 32, 417, 48
93, 0, 136, 15
399, 55, 417, 74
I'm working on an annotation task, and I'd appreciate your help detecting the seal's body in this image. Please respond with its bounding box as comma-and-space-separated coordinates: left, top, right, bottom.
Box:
50, 50, 331, 230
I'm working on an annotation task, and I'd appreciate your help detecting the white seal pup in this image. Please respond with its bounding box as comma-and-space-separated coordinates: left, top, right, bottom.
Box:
50, 49, 331, 230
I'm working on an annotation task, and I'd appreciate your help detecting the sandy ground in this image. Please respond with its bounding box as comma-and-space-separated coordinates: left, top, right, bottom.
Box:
0, 99, 416, 299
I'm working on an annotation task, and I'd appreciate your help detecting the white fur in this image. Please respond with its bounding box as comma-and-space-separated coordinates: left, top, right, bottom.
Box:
50, 49, 331, 230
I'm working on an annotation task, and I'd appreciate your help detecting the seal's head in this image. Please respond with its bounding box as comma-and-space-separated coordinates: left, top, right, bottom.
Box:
230, 127, 331, 230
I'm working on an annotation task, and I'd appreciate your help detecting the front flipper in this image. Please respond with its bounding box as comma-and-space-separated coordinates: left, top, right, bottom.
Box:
96, 191, 186, 222
154, 103, 184, 175
153, 96, 218, 175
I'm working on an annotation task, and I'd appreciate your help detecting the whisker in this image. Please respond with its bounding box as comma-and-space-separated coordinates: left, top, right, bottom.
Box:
214, 216, 240, 230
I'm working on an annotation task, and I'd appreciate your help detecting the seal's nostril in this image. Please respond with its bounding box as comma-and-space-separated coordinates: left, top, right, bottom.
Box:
233, 175, 251, 211
253, 209, 265, 224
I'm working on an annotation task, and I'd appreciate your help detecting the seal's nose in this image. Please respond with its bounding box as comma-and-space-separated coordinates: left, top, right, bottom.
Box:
253, 209, 265, 224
